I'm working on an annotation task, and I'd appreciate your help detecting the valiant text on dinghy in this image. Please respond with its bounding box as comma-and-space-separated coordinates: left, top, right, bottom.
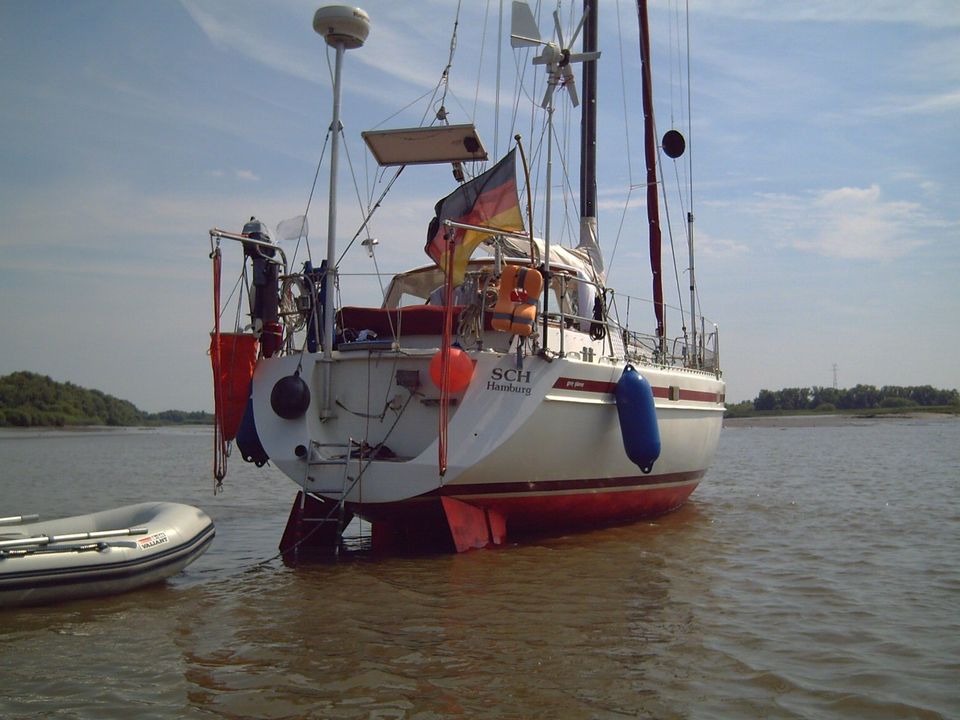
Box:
208, 1, 724, 554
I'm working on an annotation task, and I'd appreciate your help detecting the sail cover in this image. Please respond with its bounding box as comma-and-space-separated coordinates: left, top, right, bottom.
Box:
425, 150, 525, 285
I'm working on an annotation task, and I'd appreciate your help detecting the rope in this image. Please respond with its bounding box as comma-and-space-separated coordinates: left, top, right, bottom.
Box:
438, 233, 456, 476
210, 246, 228, 493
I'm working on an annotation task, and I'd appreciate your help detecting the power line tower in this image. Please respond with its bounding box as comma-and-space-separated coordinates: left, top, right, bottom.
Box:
832, 363, 839, 390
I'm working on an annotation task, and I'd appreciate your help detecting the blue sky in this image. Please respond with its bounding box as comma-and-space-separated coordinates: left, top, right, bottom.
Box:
1, 0, 957, 410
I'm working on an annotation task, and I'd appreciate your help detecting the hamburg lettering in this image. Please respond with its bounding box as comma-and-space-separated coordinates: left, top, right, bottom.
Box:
487, 367, 533, 396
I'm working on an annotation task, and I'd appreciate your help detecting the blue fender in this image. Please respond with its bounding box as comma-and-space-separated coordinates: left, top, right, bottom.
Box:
615, 364, 661, 474
236, 396, 270, 467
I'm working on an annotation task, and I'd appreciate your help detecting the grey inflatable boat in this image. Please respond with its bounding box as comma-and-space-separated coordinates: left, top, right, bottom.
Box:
0, 502, 214, 608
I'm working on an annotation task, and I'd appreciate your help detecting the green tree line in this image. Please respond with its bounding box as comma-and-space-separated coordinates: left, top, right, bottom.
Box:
0, 371, 212, 427
726, 384, 959, 416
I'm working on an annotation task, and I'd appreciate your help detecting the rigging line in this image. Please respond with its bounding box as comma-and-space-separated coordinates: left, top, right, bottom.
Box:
368, 229, 388, 305
494, 0, 504, 156
338, 123, 370, 256
438, 0, 463, 114
674, 0, 685, 135
472, 0, 491, 129
506, 42, 534, 148
336, 166, 405, 265
528, 117, 549, 239
217, 266, 246, 325
667, 0, 677, 127
685, 0, 694, 216
292, 128, 331, 270
552, 123, 581, 247
368, 87, 439, 131
615, 0, 635, 187
233, 267, 246, 334
607, 185, 634, 268
659, 153, 686, 325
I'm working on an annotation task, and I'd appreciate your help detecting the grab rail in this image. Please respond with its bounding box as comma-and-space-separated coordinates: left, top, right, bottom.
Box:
0, 527, 149, 549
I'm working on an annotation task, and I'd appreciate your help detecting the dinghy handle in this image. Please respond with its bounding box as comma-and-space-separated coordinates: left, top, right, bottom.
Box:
0, 527, 149, 549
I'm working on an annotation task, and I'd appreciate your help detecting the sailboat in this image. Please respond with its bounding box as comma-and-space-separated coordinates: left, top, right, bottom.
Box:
207, 1, 724, 554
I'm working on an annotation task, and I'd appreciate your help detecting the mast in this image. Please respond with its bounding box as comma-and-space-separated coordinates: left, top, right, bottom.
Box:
579, 0, 597, 221
637, 0, 665, 351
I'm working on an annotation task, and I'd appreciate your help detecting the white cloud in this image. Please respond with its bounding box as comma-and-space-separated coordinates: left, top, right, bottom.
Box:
857, 88, 960, 118
690, 1, 960, 28
179, 0, 322, 85
736, 184, 950, 261
177, 0, 485, 111
695, 230, 749, 257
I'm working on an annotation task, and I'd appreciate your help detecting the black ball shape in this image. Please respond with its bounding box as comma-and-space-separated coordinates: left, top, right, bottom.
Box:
662, 129, 686, 159
271, 374, 311, 419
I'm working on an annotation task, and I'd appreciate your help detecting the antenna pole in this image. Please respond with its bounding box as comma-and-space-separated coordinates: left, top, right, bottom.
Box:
542, 104, 554, 347
688, 211, 697, 365
321, 40, 345, 417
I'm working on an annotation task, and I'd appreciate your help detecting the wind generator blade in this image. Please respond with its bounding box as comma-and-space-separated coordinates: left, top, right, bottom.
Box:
566, 51, 601, 64
552, 10, 565, 48
567, 8, 589, 49
510, 1, 542, 48
563, 67, 580, 107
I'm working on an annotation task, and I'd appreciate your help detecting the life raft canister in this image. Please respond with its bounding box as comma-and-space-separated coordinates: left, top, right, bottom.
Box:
614, 364, 661, 474
491, 264, 543, 336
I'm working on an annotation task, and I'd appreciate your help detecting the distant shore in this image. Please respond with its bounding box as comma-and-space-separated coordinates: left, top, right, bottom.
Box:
724, 412, 958, 428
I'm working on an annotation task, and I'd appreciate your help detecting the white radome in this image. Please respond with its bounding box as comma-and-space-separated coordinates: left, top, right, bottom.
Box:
312, 6, 370, 49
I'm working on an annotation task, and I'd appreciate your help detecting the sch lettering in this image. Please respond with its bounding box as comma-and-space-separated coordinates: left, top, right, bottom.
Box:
490, 368, 532, 384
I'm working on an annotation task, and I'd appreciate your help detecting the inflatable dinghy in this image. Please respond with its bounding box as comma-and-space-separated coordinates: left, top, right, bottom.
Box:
0, 502, 214, 608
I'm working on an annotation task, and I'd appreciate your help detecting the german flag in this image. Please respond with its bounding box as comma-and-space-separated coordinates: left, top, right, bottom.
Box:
425, 149, 524, 285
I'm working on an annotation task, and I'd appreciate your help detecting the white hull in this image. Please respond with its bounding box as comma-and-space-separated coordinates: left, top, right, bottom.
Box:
0, 503, 215, 608
247, 314, 723, 551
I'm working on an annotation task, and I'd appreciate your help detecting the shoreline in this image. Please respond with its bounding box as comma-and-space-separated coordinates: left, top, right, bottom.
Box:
724, 412, 958, 428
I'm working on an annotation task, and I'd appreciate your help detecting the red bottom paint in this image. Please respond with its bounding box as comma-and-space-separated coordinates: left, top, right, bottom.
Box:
279, 473, 703, 555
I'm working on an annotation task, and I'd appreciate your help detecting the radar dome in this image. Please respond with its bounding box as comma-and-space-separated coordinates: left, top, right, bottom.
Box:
313, 6, 370, 49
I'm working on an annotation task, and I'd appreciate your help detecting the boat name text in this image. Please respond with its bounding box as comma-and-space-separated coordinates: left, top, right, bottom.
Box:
486, 368, 532, 396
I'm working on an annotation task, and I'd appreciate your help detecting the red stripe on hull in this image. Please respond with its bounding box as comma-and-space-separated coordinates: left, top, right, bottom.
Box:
651, 386, 722, 403
551, 377, 617, 394
552, 376, 722, 404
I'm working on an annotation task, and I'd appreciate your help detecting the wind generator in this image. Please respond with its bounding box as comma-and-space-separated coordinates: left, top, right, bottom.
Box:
510, 1, 600, 340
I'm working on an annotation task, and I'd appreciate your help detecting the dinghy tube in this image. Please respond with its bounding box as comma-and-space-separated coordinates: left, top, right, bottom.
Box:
615, 364, 661, 473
